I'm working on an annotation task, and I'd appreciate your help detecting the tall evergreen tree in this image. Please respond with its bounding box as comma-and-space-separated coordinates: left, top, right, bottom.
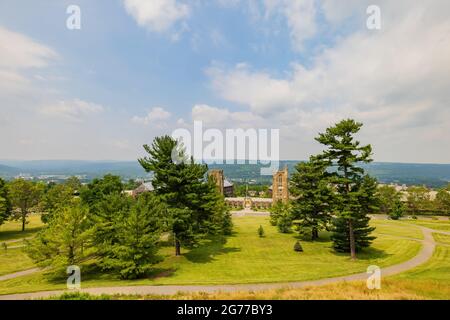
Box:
315, 119, 376, 259
138, 135, 231, 256
100, 193, 163, 279
0, 178, 12, 226
290, 158, 332, 240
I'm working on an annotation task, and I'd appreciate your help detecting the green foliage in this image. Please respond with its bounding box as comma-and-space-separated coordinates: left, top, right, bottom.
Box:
124, 179, 140, 190
65, 176, 82, 191
294, 241, 303, 252
48, 292, 111, 300
389, 199, 405, 220
80, 174, 124, 212
258, 225, 265, 238
315, 119, 377, 258
100, 194, 163, 279
138, 135, 232, 255
435, 188, 450, 215
0, 178, 12, 226
8, 179, 44, 231
290, 158, 332, 240
40, 183, 77, 223
376, 185, 400, 215
269, 201, 293, 233
406, 186, 432, 215
89, 193, 133, 260
277, 209, 293, 234
26, 202, 93, 272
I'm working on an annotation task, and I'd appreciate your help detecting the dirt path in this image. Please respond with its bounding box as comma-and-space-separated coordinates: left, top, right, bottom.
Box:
0, 226, 436, 300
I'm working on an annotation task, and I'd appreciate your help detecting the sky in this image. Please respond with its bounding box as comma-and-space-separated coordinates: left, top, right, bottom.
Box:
0, 0, 449, 163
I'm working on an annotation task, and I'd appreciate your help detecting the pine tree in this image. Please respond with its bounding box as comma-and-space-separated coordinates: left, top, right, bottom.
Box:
26, 202, 93, 273
138, 135, 231, 256
258, 225, 265, 237
101, 194, 163, 279
290, 158, 332, 240
89, 193, 132, 261
315, 119, 377, 259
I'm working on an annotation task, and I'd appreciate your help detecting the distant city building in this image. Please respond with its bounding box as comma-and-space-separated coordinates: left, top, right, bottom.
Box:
132, 181, 154, 197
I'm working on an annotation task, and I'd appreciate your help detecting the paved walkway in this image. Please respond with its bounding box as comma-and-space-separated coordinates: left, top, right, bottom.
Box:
0, 226, 439, 300
0, 268, 41, 282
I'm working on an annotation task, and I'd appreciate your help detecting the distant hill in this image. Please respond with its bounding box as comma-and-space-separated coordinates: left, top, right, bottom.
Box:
0, 164, 20, 176
0, 160, 449, 188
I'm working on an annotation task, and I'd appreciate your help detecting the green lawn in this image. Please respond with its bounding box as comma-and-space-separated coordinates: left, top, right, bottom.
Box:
433, 233, 450, 245
400, 219, 450, 232
0, 216, 422, 295
0, 248, 36, 276
0, 215, 44, 242
371, 220, 423, 239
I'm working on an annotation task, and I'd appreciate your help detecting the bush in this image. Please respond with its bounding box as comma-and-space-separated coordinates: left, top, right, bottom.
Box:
294, 241, 303, 252
48, 292, 111, 300
389, 200, 404, 220
277, 212, 293, 233
258, 225, 265, 238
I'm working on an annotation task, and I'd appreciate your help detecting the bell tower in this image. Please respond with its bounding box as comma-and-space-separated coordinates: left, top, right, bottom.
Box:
272, 166, 289, 203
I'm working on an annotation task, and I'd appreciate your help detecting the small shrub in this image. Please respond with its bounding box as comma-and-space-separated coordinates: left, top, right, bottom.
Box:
258, 225, 265, 238
294, 241, 303, 252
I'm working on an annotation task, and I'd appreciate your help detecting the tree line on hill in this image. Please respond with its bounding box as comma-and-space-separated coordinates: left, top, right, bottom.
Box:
0, 136, 232, 279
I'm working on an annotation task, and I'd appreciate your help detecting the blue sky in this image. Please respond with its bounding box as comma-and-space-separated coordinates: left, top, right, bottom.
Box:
1, 1, 449, 163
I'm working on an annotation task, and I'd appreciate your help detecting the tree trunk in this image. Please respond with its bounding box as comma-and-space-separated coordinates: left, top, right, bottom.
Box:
348, 219, 356, 260
175, 239, 181, 256
312, 227, 319, 241
21, 212, 26, 232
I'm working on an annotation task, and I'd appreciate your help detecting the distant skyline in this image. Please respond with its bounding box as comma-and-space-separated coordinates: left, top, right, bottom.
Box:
1, 1, 450, 164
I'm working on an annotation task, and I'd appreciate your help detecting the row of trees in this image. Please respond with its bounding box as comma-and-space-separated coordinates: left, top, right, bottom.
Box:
270, 119, 377, 259
377, 184, 450, 218
2, 136, 232, 279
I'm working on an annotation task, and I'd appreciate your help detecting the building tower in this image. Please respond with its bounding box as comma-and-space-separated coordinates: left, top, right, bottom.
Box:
272, 165, 289, 203
209, 169, 224, 195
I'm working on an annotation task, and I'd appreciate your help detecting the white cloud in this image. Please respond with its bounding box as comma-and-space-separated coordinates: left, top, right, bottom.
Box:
192, 104, 265, 128
132, 107, 171, 125
0, 26, 57, 70
123, 0, 190, 33
206, 1, 450, 162
39, 99, 104, 122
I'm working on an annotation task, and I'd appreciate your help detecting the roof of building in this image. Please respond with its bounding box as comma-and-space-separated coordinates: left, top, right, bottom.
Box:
224, 179, 233, 188
134, 181, 154, 194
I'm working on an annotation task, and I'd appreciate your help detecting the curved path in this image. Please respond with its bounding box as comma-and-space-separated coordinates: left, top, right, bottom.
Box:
0, 225, 439, 300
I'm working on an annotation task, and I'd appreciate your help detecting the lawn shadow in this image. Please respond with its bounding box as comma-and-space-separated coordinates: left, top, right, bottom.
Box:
0, 226, 44, 242
183, 235, 241, 263
330, 246, 391, 260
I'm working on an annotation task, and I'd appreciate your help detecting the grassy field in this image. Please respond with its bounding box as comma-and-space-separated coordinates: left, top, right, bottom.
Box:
433, 233, 450, 245
67, 238, 450, 300
0, 216, 422, 295
0, 248, 36, 276
401, 219, 450, 232
0, 215, 44, 242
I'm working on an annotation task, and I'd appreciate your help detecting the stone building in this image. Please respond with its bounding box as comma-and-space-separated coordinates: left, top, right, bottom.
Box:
209, 169, 234, 197
272, 166, 289, 203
